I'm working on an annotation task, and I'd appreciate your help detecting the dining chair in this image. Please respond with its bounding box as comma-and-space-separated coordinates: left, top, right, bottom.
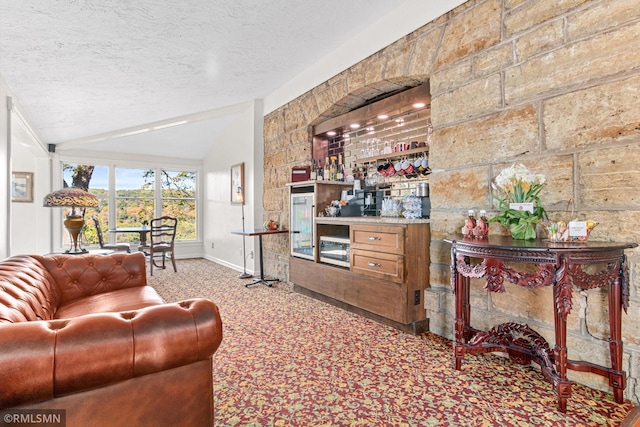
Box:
91, 216, 131, 252
146, 216, 178, 276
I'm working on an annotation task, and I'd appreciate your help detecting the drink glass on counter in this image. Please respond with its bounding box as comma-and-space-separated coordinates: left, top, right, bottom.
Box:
381, 197, 402, 217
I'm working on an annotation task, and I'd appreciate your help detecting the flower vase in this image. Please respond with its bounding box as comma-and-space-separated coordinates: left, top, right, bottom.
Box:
490, 164, 548, 240
509, 217, 539, 240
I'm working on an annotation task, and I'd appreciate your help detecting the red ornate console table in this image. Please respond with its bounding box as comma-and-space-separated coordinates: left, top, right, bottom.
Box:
444, 235, 637, 412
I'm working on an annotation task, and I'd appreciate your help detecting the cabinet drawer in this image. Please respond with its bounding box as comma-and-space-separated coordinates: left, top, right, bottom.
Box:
351, 224, 404, 254
351, 249, 404, 283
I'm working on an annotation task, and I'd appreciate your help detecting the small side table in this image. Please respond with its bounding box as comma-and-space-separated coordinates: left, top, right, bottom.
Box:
231, 229, 289, 287
445, 235, 637, 412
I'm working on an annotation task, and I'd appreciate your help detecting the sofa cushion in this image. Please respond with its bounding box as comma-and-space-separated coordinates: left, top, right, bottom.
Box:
0, 298, 222, 410
34, 253, 147, 305
54, 286, 165, 319
0, 255, 61, 323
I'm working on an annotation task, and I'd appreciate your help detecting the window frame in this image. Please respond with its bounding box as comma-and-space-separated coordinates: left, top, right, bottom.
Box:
56, 155, 202, 250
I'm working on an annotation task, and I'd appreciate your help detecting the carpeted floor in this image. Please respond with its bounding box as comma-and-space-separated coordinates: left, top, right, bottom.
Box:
148, 258, 635, 426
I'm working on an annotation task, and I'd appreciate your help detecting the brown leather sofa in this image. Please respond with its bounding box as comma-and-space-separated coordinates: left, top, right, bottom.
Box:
0, 252, 223, 426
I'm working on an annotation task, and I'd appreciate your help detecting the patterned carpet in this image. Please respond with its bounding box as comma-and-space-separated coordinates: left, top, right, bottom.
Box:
148, 258, 636, 426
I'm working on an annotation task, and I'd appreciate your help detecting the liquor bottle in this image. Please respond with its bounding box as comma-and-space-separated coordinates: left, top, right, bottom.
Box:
323, 157, 330, 180
337, 154, 344, 181
310, 159, 317, 180
329, 156, 337, 181
317, 160, 323, 181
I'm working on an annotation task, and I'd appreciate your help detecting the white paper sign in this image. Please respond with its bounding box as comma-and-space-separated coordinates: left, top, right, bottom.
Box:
509, 202, 534, 213
569, 221, 588, 237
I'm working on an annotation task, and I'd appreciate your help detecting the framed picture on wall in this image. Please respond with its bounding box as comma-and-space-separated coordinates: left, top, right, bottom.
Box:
12, 171, 34, 203
230, 162, 244, 205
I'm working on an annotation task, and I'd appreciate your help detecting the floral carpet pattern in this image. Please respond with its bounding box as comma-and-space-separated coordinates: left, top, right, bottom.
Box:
148, 259, 635, 426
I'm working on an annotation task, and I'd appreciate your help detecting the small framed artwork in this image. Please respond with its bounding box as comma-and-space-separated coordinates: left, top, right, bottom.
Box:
12, 171, 34, 203
230, 162, 244, 205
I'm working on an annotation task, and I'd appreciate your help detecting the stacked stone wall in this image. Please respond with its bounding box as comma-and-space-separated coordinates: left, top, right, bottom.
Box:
263, 0, 640, 402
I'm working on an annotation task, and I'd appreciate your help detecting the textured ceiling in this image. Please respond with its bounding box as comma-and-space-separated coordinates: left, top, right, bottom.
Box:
0, 1, 450, 159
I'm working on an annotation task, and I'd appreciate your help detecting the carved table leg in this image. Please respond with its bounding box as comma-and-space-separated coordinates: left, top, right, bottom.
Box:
454, 270, 469, 370
463, 273, 472, 341
552, 311, 570, 412
554, 256, 572, 413
609, 271, 625, 403
570, 258, 627, 403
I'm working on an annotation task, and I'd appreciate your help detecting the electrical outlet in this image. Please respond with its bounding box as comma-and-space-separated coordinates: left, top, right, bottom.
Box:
250, 251, 254, 259
414, 290, 421, 305
211, 242, 214, 249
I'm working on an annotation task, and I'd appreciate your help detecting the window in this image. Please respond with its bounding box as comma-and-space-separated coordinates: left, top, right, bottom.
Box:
115, 167, 155, 234
160, 170, 197, 240
61, 162, 198, 247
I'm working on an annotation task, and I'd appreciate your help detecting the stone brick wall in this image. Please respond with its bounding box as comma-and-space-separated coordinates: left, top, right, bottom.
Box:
263, 0, 640, 402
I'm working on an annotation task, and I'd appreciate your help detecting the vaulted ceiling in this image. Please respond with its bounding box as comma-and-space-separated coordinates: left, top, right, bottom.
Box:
0, 1, 463, 159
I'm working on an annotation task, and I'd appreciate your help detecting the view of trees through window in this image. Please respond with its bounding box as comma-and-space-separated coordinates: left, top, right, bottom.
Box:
160, 170, 196, 241
115, 167, 155, 242
63, 163, 197, 246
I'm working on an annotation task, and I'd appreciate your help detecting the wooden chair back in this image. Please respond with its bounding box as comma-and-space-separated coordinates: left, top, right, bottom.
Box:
92, 216, 108, 247
148, 216, 178, 275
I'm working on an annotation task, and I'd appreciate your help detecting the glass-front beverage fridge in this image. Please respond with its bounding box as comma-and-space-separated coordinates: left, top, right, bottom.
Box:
290, 191, 315, 260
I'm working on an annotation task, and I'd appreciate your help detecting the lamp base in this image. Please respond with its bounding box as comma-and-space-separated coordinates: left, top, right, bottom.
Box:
238, 272, 253, 279
64, 215, 87, 254
65, 248, 89, 255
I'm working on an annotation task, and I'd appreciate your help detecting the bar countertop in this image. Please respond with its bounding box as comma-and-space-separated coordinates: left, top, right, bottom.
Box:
315, 216, 430, 225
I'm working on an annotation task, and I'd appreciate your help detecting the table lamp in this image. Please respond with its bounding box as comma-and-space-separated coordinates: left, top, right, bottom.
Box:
43, 187, 99, 254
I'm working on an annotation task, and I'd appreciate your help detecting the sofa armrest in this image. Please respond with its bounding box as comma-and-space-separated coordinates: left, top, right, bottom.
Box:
33, 252, 148, 304
0, 298, 222, 409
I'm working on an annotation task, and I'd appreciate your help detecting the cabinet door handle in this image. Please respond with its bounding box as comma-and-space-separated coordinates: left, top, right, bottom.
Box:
368, 236, 381, 241
367, 262, 381, 268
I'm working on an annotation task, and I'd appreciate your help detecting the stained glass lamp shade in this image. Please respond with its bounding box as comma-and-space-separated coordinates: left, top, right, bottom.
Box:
43, 187, 99, 254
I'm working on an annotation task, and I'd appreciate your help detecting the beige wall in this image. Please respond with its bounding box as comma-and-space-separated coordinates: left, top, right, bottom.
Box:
263, 0, 640, 402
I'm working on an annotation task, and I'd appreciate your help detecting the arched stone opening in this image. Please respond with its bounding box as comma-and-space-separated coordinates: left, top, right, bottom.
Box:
309, 78, 430, 128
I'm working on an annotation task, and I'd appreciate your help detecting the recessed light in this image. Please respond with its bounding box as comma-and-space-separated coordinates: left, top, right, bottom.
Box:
114, 128, 150, 138
413, 102, 426, 109
327, 131, 337, 136
377, 114, 389, 120
153, 120, 188, 130
350, 123, 360, 129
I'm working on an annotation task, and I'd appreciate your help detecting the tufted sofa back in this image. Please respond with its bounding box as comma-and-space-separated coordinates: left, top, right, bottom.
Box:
0, 255, 62, 323
33, 252, 147, 304
0, 252, 147, 324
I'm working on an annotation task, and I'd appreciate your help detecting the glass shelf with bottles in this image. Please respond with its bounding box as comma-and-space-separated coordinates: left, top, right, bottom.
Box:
355, 150, 430, 187
357, 146, 429, 165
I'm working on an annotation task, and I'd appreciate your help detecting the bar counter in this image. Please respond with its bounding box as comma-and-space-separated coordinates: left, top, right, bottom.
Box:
315, 216, 430, 225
